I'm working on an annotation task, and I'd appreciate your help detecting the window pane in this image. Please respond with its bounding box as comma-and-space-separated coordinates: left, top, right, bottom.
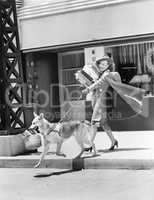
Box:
61, 52, 84, 69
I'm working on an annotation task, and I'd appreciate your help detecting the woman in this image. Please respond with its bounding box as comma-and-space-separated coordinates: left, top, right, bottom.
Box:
82, 55, 120, 150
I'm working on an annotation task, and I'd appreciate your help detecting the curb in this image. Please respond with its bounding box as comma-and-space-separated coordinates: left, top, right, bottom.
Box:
0, 157, 72, 169
84, 158, 154, 170
0, 157, 154, 170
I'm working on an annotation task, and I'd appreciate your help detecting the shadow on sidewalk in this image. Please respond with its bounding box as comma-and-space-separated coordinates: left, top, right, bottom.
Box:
34, 154, 101, 178
34, 169, 81, 178
98, 147, 149, 153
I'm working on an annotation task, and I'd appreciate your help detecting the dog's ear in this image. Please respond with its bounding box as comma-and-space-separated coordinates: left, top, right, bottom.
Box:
33, 112, 38, 118
39, 113, 44, 119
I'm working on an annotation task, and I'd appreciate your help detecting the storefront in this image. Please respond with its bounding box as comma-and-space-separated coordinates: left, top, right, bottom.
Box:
18, 0, 154, 130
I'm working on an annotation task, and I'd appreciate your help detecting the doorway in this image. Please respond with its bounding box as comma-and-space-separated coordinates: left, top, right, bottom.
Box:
23, 51, 60, 123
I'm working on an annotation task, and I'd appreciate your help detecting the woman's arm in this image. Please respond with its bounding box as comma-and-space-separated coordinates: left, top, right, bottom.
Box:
88, 70, 110, 92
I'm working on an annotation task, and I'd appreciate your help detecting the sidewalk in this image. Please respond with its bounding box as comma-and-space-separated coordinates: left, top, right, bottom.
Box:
0, 131, 154, 169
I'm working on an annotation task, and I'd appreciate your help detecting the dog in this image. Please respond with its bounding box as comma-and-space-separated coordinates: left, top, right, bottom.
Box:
30, 113, 97, 168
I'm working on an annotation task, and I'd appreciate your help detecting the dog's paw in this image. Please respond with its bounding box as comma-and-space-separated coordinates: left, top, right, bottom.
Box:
91, 152, 97, 157
56, 152, 66, 157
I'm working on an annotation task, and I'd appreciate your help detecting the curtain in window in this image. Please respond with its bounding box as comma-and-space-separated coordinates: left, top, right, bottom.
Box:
113, 42, 154, 74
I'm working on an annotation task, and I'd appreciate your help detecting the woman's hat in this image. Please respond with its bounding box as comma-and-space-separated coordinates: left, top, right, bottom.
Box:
96, 55, 113, 65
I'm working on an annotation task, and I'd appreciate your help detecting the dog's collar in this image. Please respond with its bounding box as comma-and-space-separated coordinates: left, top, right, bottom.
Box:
46, 126, 61, 136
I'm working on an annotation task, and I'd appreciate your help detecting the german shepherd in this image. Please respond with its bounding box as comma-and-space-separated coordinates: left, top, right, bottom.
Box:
30, 113, 97, 168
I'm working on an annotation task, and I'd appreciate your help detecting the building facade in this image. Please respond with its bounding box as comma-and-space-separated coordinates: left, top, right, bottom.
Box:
17, 0, 154, 130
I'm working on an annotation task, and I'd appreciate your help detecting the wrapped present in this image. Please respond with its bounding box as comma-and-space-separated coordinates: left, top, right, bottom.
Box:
75, 64, 99, 88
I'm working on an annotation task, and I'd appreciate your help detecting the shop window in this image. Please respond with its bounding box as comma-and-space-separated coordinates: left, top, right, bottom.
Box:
58, 50, 85, 120
110, 42, 154, 94
58, 50, 84, 103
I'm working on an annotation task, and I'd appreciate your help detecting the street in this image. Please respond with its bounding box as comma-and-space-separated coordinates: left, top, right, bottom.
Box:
0, 169, 154, 200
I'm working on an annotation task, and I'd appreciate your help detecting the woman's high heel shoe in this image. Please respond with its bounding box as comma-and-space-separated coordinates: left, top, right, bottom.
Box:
109, 140, 118, 151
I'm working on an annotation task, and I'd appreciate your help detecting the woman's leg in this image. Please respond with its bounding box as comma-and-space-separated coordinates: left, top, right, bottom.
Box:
91, 94, 118, 150
100, 118, 116, 146
91, 124, 97, 142
91, 94, 99, 142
